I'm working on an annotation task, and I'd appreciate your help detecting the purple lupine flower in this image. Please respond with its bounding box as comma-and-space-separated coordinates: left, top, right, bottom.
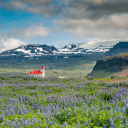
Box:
77, 123, 80, 128
9, 121, 13, 128
94, 107, 97, 113
110, 118, 114, 128
67, 109, 71, 118
50, 122, 52, 126
91, 106, 93, 111
32, 115, 36, 123
38, 119, 41, 124
52, 117, 55, 125
26, 118, 31, 125
42, 115, 44, 121
122, 107, 126, 113
92, 114, 95, 118
32, 120, 34, 126
13, 124, 18, 128
84, 120, 88, 126
61, 124, 64, 128
125, 120, 128, 127
24, 121, 27, 127
46, 116, 49, 125
56, 105, 60, 114
32, 104, 39, 110
103, 124, 106, 128
125, 104, 128, 109
121, 116, 125, 126
110, 111, 113, 116
37, 111, 40, 116
44, 106, 47, 113
0, 115, 4, 121
19, 95, 22, 103
74, 104, 76, 110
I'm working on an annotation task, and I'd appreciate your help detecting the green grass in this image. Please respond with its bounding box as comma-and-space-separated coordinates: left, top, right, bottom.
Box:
102, 52, 128, 62
88, 70, 112, 79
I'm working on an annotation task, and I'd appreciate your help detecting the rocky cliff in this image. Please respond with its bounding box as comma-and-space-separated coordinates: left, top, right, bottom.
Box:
88, 52, 128, 78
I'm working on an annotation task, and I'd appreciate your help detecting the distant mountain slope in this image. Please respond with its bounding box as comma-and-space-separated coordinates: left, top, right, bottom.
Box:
105, 42, 128, 56
88, 52, 128, 78
58, 40, 118, 54
59, 44, 113, 54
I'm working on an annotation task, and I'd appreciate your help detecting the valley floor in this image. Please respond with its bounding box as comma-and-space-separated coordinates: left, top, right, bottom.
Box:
0, 61, 95, 78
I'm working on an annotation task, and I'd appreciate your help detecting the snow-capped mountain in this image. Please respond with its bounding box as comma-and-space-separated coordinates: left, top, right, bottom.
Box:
0, 40, 122, 56
58, 44, 113, 54
0, 44, 58, 56
58, 40, 117, 54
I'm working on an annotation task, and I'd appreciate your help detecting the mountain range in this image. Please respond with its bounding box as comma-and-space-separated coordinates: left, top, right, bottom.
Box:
0, 40, 118, 56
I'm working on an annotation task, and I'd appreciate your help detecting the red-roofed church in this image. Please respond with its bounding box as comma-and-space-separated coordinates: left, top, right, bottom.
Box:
29, 65, 45, 78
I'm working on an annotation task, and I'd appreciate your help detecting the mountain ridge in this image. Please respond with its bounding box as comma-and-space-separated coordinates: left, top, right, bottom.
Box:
0, 40, 116, 56
105, 42, 128, 56
1, 41, 128, 58
0, 44, 58, 56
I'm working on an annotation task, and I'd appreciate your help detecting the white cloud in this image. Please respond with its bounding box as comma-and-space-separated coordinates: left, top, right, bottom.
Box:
10, 24, 51, 38
55, 14, 128, 40
0, 38, 27, 53
78, 39, 128, 49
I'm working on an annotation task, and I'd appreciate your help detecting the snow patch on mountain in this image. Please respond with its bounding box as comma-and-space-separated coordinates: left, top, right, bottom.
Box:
0, 44, 58, 56
58, 41, 115, 54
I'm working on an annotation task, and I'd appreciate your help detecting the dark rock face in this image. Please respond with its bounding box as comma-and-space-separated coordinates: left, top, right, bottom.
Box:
63, 44, 77, 50
93, 54, 128, 72
106, 42, 128, 56
39, 45, 58, 53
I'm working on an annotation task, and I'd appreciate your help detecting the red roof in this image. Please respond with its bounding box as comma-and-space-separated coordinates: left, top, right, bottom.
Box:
41, 65, 44, 69
30, 70, 43, 75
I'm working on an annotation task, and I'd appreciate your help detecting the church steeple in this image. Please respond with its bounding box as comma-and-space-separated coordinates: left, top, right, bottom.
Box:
40, 65, 45, 77
40, 65, 44, 72
41, 65, 44, 70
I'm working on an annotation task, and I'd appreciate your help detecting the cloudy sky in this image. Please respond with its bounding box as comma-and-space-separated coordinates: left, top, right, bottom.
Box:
0, 0, 128, 52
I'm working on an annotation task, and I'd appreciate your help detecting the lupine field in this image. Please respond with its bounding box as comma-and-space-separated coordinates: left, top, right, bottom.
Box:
0, 76, 128, 127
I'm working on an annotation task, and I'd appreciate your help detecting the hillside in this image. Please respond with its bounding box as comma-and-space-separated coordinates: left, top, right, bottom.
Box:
105, 42, 128, 56
88, 52, 128, 78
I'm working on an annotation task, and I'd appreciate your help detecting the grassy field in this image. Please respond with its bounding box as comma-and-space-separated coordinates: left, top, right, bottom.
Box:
0, 76, 128, 127
0, 64, 95, 78
87, 70, 112, 79
0, 54, 105, 78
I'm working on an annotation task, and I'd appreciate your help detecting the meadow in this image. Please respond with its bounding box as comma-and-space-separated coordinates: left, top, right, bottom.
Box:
0, 54, 100, 77
0, 76, 128, 127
